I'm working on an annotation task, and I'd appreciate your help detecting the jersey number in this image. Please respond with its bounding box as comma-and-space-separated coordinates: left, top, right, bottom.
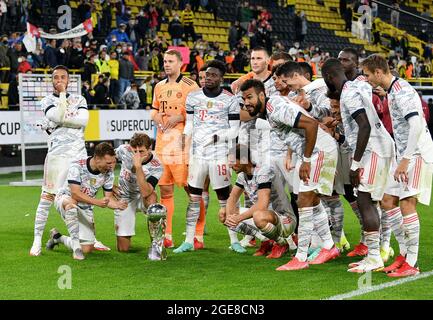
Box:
217, 164, 227, 176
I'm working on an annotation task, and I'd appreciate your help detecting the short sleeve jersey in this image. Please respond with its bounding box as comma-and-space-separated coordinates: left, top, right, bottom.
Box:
152, 75, 199, 156
340, 80, 394, 158
57, 157, 114, 210
387, 77, 433, 162
186, 88, 239, 160
116, 145, 163, 200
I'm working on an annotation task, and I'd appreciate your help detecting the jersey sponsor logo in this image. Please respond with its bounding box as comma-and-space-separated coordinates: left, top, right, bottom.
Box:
150, 159, 160, 167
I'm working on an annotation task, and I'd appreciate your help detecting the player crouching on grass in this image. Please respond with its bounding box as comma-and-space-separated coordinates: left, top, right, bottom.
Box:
46, 143, 127, 260
112, 133, 163, 252
220, 144, 297, 259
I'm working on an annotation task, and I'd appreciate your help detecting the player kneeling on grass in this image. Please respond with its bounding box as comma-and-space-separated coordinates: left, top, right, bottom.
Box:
46, 143, 127, 260
219, 144, 297, 259
113, 133, 163, 252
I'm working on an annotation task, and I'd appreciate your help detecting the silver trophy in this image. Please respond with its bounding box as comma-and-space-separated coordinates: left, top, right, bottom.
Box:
146, 203, 167, 261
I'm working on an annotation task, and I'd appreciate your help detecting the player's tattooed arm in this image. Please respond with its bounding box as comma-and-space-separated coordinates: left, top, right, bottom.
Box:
133, 152, 155, 199
225, 185, 243, 217
350, 111, 371, 187
69, 184, 109, 208
105, 191, 128, 210
225, 188, 271, 228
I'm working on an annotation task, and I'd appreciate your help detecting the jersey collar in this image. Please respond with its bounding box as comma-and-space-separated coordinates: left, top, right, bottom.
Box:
203, 87, 223, 98
53, 92, 71, 98
175, 74, 183, 83
87, 157, 101, 175
142, 153, 154, 165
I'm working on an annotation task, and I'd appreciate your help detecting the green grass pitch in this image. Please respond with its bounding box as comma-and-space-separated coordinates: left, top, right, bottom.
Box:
1, 171, 433, 300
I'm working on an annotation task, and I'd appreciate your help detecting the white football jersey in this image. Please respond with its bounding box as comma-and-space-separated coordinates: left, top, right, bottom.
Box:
40, 93, 88, 159
186, 88, 239, 160
266, 95, 336, 155
340, 80, 394, 158
116, 145, 163, 201
57, 157, 114, 210
387, 77, 433, 162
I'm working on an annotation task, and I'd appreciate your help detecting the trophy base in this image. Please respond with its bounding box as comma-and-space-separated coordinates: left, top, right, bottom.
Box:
147, 244, 167, 261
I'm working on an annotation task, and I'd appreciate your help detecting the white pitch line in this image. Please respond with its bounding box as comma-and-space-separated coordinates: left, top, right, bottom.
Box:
325, 270, 433, 300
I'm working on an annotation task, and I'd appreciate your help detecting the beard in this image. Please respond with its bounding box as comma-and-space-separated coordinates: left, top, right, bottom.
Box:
248, 99, 263, 117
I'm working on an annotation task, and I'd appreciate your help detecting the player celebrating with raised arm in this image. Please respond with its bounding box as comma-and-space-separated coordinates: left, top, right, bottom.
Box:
46, 143, 127, 260
151, 49, 199, 248
221, 144, 297, 259
174, 60, 241, 253
30, 65, 90, 256
114, 133, 163, 252
361, 54, 433, 277
321, 58, 395, 273
240, 80, 339, 271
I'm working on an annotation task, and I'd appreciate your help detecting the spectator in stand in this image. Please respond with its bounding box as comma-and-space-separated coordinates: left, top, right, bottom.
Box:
225, 50, 236, 73
17, 53, 32, 74
294, 11, 303, 43
68, 38, 85, 69
101, 1, 113, 35
118, 52, 134, 97
108, 50, 120, 104
182, 3, 196, 42
149, 46, 163, 72
77, 0, 92, 22
107, 23, 131, 44
208, 0, 218, 21
400, 32, 409, 59
168, 13, 184, 46
57, 39, 71, 66
228, 21, 244, 51
8, 41, 25, 81
119, 82, 140, 109
136, 9, 150, 46
93, 75, 111, 109
247, 18, 258, 38
344, 4, 353, 32
148, 5, 160, 39
0, 35, 10, 82
96, 49, 110, 75
259, 8, 272, 25
237, 1, 253, 31
82, 53, 98, 84
135, 47, 150, 71
190, 0, 200, 12
82, 80, 93, 106
390, 3, 399, 28
0, 0, 7, 33
236, 38, 248, 55
339, 0, 346, 18
138, 80, 147, 108
43, 39, 58, 68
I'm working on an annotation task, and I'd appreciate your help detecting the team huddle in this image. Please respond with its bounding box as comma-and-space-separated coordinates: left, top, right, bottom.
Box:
28, 47, 433, 278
